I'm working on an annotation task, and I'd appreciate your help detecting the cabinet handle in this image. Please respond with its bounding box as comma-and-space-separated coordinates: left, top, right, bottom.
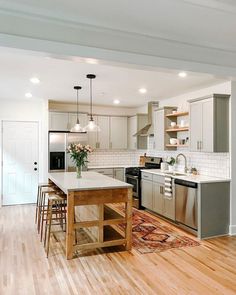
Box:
200, 141, 203, 150
197, 141, 199, 150
110, 142, 112, 149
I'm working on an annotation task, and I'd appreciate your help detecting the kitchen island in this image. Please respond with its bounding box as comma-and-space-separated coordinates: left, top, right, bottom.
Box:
48, 172, 133, 259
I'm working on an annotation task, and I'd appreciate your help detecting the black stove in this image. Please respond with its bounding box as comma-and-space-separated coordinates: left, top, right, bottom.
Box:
125, 157, 162, 209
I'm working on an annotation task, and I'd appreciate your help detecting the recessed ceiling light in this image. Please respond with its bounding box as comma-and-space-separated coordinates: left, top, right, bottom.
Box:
113, 99, 120, 105
30, 77, 40, 84
25, 92, 33, 98
139, 88, 147, 94
178, 72, 187, 78
85, 58, 98, 65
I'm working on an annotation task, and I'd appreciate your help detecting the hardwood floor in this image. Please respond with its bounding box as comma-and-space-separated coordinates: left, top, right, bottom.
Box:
1, 204, 236, 295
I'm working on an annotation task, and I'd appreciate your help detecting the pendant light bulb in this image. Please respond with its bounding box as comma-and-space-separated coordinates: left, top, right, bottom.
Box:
85, 74, 101, 132
71, 86, 84, 132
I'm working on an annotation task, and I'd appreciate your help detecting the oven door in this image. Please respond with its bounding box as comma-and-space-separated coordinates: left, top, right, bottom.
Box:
125, 174, 139, 208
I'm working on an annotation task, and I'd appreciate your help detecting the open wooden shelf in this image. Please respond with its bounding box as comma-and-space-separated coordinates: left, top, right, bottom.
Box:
166, 144, 189, 148
166, 111, 189, 118
166, 127, 189, 132
104, 225, 125, 242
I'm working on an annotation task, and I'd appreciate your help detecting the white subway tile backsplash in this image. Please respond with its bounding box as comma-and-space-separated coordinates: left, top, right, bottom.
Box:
88, 138, 230, 178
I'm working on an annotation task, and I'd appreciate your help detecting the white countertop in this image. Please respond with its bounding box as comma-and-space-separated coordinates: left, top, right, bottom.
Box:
141, 169, 231, 184
49, 171, 132, 193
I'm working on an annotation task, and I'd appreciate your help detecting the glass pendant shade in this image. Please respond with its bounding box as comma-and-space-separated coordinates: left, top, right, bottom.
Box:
84, 74, 100, 132
71, 85, 84, 132
71, 118, 84, 132
84, 117, 101, 132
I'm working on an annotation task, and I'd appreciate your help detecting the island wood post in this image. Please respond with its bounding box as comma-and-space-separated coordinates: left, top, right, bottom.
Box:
66, 191, 75, 259
125, 188, 133, 250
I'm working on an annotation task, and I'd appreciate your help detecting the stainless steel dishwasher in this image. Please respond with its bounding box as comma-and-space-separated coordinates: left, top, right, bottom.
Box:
175, 179, 198, 231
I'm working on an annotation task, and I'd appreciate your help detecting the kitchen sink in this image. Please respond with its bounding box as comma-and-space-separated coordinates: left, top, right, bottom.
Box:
164, 171, 186, 176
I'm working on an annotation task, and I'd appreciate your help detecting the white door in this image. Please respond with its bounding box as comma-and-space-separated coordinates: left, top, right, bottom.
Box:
110, 117, 127, 149
2, 121, 39, 205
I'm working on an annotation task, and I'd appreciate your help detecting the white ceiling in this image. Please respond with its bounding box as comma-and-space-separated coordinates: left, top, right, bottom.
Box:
0, 47, 226, 107
1, 0, 236, 52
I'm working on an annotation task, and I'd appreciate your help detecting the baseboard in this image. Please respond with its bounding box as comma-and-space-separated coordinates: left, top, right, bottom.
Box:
229, 225, 236, 235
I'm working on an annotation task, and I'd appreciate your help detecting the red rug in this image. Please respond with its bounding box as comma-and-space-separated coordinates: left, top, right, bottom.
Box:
119, 207, 200, 254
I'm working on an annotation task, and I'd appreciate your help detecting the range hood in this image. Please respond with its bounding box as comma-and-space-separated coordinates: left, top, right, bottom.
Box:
134, 101, 159, 136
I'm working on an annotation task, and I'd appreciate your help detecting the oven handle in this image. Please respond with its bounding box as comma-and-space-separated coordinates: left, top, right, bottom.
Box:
126, 174, 139, 180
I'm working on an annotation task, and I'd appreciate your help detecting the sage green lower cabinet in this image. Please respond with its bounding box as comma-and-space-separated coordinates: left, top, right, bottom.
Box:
113, 168, 124, 181
142, 172, 175, 221
163, 194, 175, 220
141, 178, 153, 210
153, 182, 164, 215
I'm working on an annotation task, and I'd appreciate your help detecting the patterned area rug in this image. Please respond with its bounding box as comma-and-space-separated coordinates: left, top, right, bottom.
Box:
118, 207, 200, 254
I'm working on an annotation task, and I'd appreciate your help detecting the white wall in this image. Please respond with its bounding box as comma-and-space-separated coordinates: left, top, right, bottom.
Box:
49, 101, 137, 116
0, 99, 48, 206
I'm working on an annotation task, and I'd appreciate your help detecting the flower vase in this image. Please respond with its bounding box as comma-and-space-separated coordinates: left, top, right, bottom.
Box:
76, 165, 82, 178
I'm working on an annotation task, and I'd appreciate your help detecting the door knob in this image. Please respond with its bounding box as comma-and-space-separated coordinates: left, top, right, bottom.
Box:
34, 168, 37, 171
34, 162, 37, 165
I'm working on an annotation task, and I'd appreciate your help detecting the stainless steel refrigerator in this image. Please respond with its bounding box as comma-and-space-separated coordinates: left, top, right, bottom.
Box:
49, 132, 88, 172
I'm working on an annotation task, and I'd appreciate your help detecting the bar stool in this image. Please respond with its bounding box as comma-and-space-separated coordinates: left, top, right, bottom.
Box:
39, 188, 65, 241
43, 194, 67, 257
35, 183, 54, 224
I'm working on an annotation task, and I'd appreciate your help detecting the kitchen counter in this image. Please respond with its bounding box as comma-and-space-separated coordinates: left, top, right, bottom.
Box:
48, 172, 133, 259
141, 169, 231, 183
49, 171, 132, 193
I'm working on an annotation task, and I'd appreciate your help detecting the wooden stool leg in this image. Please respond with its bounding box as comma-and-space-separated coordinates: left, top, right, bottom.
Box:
37, 190, 44, 233
35, 186, 40, 224
40, 192, 46, 241
46, 200, 53, 258
44, 201, 50, 248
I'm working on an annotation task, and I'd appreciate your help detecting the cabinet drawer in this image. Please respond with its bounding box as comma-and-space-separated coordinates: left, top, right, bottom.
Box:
142, 172, 153, 181
153, 174, 165, 184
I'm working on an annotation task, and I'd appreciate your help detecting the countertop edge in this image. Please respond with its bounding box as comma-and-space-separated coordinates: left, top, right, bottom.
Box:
140, 169, 231, 184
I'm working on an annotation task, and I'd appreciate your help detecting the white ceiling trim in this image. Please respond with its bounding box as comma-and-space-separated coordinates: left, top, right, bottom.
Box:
0, 4, 236, 54
182, 0, 236, 14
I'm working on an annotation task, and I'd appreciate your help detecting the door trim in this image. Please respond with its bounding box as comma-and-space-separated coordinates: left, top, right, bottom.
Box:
1, 120, 40, 206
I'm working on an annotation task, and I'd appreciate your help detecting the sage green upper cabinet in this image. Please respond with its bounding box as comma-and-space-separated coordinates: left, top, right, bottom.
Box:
189, 94, 230, 152
128, 116, 137, 150
153, 109, 164, 151
97, 116, 110, 149
87, 116, 110, 150
87, 116, 98, 149
49, 112, 69, 131
110, 117, 127, 149
128, 114, 148, 150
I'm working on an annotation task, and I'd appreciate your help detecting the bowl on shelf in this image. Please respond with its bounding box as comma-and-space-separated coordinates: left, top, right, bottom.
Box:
169, 138, 178, 145
170, 122, 177, 128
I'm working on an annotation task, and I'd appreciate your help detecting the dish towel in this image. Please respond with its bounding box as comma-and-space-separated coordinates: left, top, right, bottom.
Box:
164, 175, 172, 197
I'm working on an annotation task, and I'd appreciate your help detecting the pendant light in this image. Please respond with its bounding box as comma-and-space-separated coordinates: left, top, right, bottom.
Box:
85, 74, 100, 132
71, 85, 84, 132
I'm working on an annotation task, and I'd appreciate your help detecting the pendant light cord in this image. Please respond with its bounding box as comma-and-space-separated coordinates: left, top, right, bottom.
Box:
76, 89, 80, 124
90, 78, 93, 121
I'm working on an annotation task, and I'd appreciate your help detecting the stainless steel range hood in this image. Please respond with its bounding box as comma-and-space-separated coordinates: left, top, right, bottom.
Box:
134, 101, 159, 136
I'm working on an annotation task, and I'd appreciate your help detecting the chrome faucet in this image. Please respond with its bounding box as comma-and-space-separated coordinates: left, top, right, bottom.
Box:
176, 153, 188, 173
